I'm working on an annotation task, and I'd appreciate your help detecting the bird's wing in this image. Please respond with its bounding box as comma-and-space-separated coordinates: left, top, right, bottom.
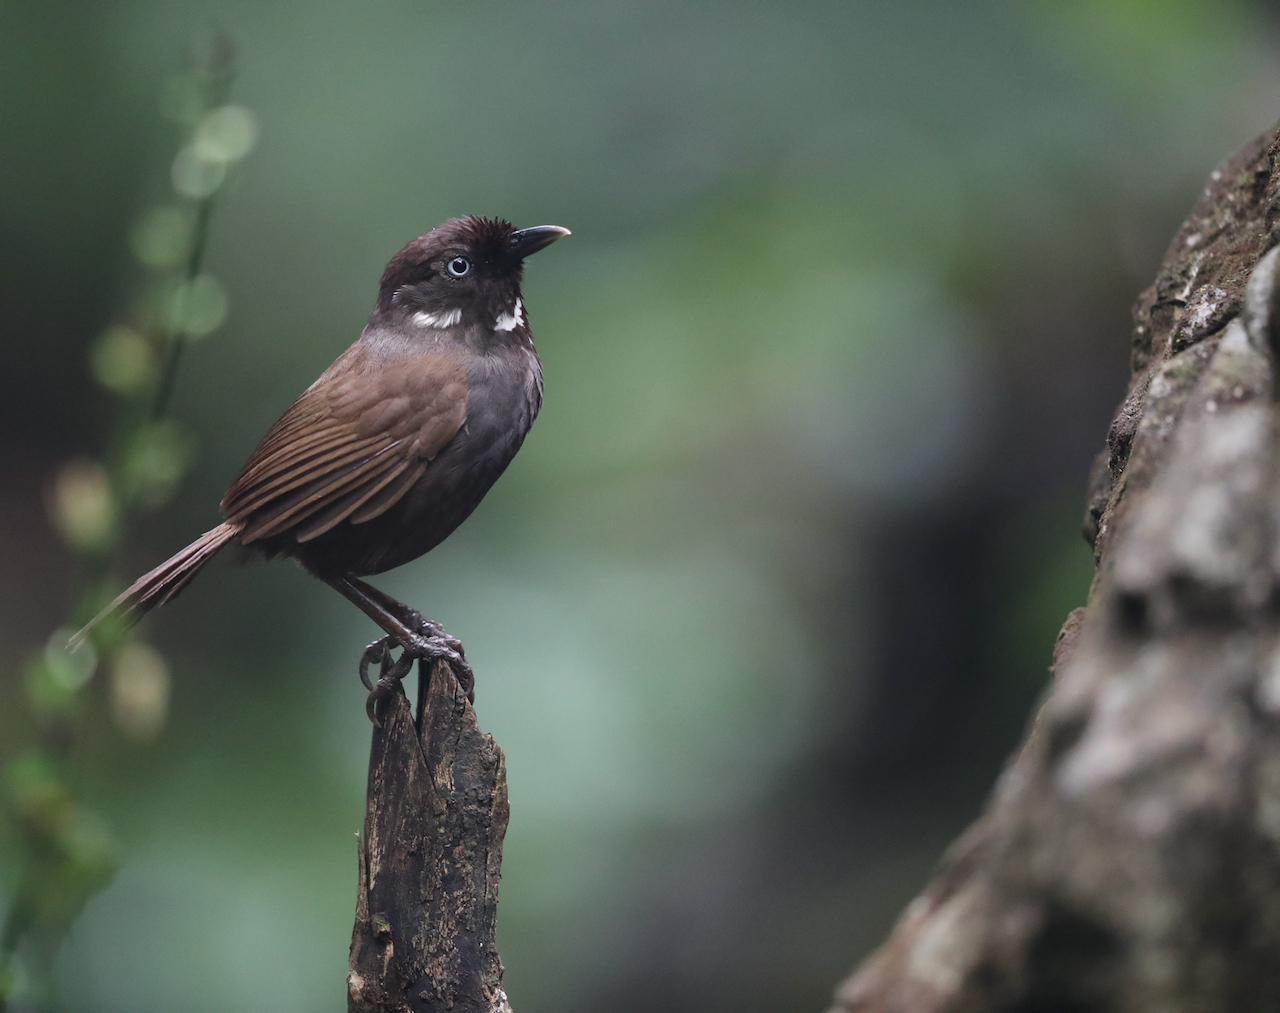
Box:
221, 344, 468, 543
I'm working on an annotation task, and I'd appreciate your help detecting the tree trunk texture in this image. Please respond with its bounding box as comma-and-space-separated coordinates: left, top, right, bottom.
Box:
830, 122, 1280, 1013
348, 659, 512, 1013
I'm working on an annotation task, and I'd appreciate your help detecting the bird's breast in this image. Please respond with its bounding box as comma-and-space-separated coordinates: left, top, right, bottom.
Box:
451, 344, 542, 461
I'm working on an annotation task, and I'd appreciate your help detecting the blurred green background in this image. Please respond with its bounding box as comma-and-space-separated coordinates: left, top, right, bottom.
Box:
1, 1, 1278, 1010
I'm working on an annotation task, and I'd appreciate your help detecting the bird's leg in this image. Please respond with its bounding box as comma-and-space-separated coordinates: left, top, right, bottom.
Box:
346, 577, 471, 695
347, 577, 468, 660
325, 575, 474, 720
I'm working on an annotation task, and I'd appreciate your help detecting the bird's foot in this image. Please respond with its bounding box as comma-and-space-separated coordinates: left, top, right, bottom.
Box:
392, 608, 475, 703
359, 637, 415, 724
358, 621, 474, 724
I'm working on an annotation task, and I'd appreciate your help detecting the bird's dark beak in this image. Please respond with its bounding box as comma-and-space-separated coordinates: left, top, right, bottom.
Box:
509, 225, 571, 259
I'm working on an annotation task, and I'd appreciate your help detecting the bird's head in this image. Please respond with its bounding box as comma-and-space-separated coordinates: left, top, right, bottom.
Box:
375, 216, 569, 332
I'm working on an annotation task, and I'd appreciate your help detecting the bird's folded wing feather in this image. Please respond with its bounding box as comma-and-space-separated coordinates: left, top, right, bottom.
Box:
220, 345, 467, 543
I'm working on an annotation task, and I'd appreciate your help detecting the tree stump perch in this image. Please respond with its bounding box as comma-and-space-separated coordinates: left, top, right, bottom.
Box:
829, 121, 1280, 1012
348, 659, 512, 1013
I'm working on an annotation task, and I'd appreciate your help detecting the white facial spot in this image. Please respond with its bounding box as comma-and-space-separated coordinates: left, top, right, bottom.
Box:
412, 308, 462, 328
494, 299, 524, 332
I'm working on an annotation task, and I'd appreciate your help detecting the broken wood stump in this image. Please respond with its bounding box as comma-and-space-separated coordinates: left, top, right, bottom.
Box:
348, 659, 512, 1013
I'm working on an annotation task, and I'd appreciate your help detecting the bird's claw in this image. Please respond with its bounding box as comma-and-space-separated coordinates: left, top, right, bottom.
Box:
362, 636, 416, 724
397, 610, 474, 703
359, 619, 475, 723
402, 628, 475, 705
359, 638, 391, 693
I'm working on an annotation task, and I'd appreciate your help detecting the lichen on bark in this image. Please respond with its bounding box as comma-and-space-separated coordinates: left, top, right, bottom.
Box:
831, 122, 1280, 1013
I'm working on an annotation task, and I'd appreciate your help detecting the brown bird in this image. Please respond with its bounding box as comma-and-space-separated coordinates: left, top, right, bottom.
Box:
73, 216, 569, 714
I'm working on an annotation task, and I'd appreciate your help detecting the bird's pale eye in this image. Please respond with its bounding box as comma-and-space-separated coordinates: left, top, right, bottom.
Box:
445, 256, 471, 278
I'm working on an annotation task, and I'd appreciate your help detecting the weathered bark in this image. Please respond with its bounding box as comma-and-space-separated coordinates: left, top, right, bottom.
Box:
830, 123, 1280, 1012
348, 660, 512, 1013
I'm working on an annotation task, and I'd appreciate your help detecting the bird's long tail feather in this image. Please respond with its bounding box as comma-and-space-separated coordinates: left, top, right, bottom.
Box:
69, 521, 239, 650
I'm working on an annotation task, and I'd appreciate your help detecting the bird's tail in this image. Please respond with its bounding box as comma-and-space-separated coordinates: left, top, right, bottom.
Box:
69, 521, 239, 651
